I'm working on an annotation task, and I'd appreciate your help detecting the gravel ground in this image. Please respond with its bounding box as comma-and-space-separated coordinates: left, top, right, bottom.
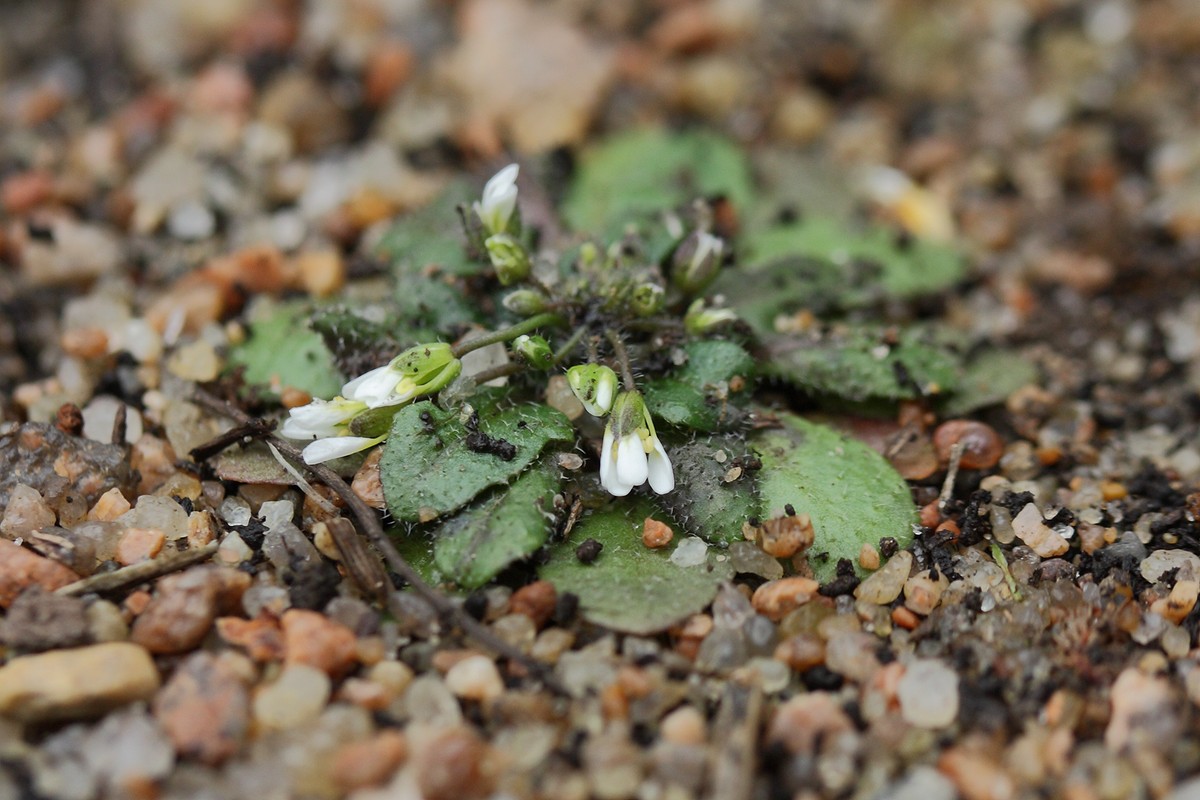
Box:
4, 1, 1200, 799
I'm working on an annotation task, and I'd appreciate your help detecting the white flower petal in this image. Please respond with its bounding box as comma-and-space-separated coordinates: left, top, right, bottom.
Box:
342, 365, 394, 403
615, 433, 648, 488
477, 164, 519, 234
646, 437, 675, 495
301, 435, 385, 465
280, 397, 364, 439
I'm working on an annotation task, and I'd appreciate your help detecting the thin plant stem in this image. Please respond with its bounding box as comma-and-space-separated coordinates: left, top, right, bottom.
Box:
552, 324, 588, 365
606, 329, 637, 391
451, 312, 563, 358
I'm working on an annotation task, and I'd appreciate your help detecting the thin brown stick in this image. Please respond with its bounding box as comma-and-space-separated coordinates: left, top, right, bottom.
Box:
192, 388, 569, 696
57, 542, 219, 596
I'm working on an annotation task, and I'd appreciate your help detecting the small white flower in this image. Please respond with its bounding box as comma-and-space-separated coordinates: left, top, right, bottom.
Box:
301, 435, 386, 465
280, 396, 366, 440
473, 163, 519, 236
599, 391, 674, 497
342, 343, 461, 409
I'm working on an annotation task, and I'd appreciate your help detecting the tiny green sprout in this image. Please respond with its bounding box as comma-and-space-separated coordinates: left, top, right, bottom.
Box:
629, 282, 665, 316
512, 334, 554, 369
485, 233, 531, 285
684, 298, 738, 334
566, 364, 619, 417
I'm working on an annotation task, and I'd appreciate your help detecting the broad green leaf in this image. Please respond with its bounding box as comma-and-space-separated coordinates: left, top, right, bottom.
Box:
374, 181, 477, 277
712, 255, 885, 336
745, 216, 967, 299
429, 462, 561, 588
655, 436, 758, 544
228, 302, 342, 399
564, 128, 754, 235
644, 340, 755, 432
310, 306, 406, 379
380, 393, 573, 523
752, 413, 916, 582
540, 500, 733, 635
392, 273, 479, 338
942, 348, 1039, 416
765, 325, 961, 402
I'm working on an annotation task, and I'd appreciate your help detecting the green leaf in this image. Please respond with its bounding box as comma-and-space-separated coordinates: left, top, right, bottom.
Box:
428, 462, 561, 588
752, 413, 916, 582
655, 436, 758, 544
539, 500, 733, 635
942, 348, 1039, 416
564, 128, 754, 235
228, 302, 343, 399
765, 325, 961, 402
374, 181, 477, 277
392, 273, 479, 338
744, 216, 967, 299
643, 340, 755, 432
380, 393, 573, 523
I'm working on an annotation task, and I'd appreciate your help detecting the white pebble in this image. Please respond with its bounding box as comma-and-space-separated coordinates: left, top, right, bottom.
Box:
444, 655, 504, 702
670, 537, 709, 568
898, 659, 959, 728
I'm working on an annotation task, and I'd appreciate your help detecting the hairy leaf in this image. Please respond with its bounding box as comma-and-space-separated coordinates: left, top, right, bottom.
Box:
228, 302, 343, 399
655, 436, 758, 544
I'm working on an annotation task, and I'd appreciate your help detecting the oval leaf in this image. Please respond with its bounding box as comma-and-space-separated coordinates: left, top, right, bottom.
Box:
655, 436, 758, 544
540, 501, 733, 635
752, 413, 916, 582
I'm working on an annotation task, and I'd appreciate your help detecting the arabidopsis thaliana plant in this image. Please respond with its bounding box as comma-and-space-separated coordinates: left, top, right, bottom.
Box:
279, 396, 383, 465
599, 390, 674, 497
474, 164, 519, 236
566, 364, 619, 417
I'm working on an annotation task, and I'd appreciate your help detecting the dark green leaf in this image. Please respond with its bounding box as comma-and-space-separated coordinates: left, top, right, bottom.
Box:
539, 500, 733, 635
227, 302, 343, 399
374, 181, 477, 277
564, 128, 754, 235
430, 461, 561, 588
752, 413, 916, 582
655, 436, 758, 544
644, 379, 721, 432
765, 325, 961, 402
380, 393, 573, 523
675, 340, 755, 389
644, 340, 754, 432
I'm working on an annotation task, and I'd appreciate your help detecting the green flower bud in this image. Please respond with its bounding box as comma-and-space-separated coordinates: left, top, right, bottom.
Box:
672, 231, 725, 294
629, 282, 665, 316
684, 298, 738, 334
485, 233, 531, 285
502, 288, 548, 316
512, 334, 554, 369
566, 363, 619, 417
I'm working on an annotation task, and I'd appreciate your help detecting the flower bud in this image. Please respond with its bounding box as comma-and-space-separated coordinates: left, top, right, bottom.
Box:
684, 298, 738, 334
629, 282, 665, 316
473, 163, 519, 236
343, 342, 461, 408
502, 289, 548, 316
485, 233, 531, 285
566, 364, 619, 417
512, 334, 554, 369
672, 231, 725, 294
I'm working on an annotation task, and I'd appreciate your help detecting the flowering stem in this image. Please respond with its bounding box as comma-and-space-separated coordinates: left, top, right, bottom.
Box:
451, 312, 563, 358
469, 362, 525, 385
605, 330, 637, 392
552, 325, 588, 365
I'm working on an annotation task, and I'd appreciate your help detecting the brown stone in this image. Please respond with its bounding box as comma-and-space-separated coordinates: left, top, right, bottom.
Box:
767, 692, 854, 754
642, 517, 674, 549
939, 747, 1016, 800
0, 642, 160, 723
116, 527, 166, 566
216, 615, 286, 662
751, 577, 820, 621
509, 580, 557, 629
130, 567, 221, 654
282, 609, 358, 678
773, 633, 826, 671
130, 434, 179, 495
88, 487, 132, 522
413, 725, 495, 800
933, 420, 1004, 470
332, 730, 409, 792
0, 539, 80, 608
352, 448, 386, 510
757, 513, 814, 559
153, 651, 249, 765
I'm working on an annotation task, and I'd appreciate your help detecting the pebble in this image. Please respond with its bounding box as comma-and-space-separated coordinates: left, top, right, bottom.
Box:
87, 487, 131, 521
115, 527, 166, 565
1151, 579, 1200, 625
898, 659, 960, 728
774, 632, 826, 671
295, 249, 346, 298
669, 536, 709, 567
757, 512, 814, 558
153, 651, 249, 765
1, 587, 89, 652
933, 420, 1004, 469
85, 599, 128, 643
938, 748, 1016, 800
0, 484, 56, 538
854, 550, 913, 604
825, 631, 881, 684
1011, 503, 1070, 558
331, 730, 408, 792
131, 566, 239, 654
1105, 668, 1173, 751
0, 642, 159, 722
767, 692, 854, 754
729, 540, 784, 580
0, 539, 80, 607
167, 199, 216, 240
253, 664, 331, 730
412, 724, 495, 800
751, 576, 820, 621
1142, 549, 1200, 583
642, 517, 674, 548
660, 705, 706, 745
904, 569, 949, 616
165, 339, 221, 382
510, 580, 557, 629
117, 494, 189, 540
282, 609, 359, 678
859, 542, 881, 570
445, 654, 505, 702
